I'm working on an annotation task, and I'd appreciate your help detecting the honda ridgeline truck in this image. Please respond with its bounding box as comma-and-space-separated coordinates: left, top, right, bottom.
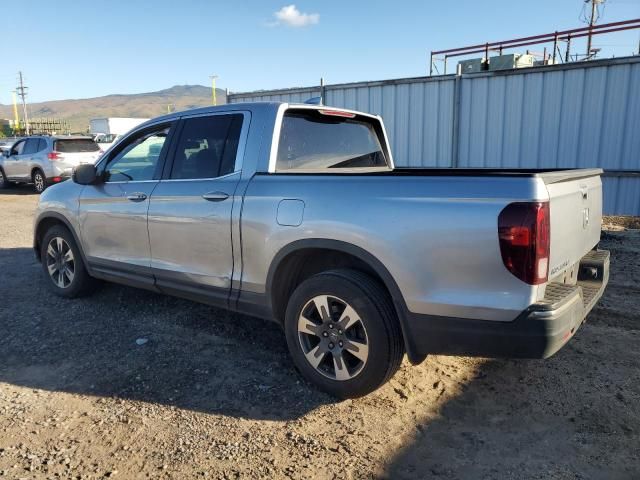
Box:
33, 102, 609, 398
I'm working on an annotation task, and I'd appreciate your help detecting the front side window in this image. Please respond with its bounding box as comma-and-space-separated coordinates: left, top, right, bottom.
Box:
276, 109, 388, 171
170, 114, 243, 179
104, 126, 170, 182
11, 140, 25, 156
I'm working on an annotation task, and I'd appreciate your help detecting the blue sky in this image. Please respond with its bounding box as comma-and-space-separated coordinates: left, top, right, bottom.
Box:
3, 0, 639, 103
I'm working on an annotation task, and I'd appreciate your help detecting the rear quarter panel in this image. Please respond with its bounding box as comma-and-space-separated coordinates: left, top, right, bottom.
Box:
241, 174, 549, 322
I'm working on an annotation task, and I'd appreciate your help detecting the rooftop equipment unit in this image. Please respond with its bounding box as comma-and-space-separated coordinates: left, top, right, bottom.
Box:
489, 53, 535, 71
457, 57, 489, 74
534, 57, 557, 67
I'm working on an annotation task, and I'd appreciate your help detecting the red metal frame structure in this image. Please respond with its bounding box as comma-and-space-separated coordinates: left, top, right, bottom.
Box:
429, 18, 640, 75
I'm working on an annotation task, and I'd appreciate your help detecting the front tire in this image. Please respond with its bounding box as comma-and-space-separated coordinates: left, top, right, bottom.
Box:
40, 225, 99, 298
0, 168, 7, 189
284, 269, 404, 398
33, 169, 46, 194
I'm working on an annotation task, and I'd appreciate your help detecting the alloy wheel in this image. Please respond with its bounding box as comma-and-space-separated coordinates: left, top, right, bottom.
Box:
46, 237, 75, 288
297, 295, 369, 381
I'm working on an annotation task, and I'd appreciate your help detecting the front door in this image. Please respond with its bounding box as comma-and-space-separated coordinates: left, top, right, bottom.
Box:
4, 139, 27, 179
78, 122, 175, 286
147, 112, 246, 306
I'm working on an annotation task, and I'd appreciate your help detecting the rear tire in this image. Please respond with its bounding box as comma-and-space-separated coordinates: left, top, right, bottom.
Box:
284, 269, 404, 398
0, 168, 7, 189
33, 169, 46, 194
40, 225, 99, 298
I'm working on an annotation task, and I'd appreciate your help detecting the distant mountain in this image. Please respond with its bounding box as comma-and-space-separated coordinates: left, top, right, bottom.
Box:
0, 85, 226, 132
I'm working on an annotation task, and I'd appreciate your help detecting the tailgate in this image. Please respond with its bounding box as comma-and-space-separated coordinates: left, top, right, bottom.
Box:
544, 170, 603, 279
54, 138, 101, 166
58, 151, 101, 166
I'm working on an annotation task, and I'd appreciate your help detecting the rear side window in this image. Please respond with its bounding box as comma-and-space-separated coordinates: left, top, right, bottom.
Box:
170, 114, 243, 179
276, 109, 388, 171
23, 138, 40, 155
37, 138, 47, 152
55, 139, 100, 153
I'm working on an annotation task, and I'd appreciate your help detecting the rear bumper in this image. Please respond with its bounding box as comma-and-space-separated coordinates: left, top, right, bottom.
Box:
47, 175, 70, 185
49, 165, 73, 179
45, 166, 72, 185
405, 249, 610, 359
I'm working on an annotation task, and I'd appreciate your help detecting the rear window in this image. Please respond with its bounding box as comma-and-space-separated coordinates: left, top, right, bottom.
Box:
275, 109, 389, 171
55, 139, 100, 153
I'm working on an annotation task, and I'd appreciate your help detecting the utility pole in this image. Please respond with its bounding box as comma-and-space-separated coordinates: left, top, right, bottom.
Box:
210, 75, 219, 106
585, 0, 604, 58
16, 71, 29, 135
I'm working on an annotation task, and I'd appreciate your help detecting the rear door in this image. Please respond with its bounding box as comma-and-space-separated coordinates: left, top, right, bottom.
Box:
78, 122, 175, 284
18, 138, 41, 178
147, 112, 247, 305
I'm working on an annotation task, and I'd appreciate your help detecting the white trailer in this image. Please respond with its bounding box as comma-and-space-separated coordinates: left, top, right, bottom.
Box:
89, 117, 148, 150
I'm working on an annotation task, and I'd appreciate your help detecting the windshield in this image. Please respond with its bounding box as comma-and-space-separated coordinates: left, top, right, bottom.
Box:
55, 139, 100, 153
276, 109, 388, 171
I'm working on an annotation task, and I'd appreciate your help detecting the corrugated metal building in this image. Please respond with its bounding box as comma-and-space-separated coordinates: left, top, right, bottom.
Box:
229, 56, 640, 215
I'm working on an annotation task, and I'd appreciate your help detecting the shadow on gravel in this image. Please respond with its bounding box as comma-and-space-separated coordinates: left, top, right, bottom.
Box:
0, 184, 38, 195
0, 247, 333, 421
385, 349, 639, 479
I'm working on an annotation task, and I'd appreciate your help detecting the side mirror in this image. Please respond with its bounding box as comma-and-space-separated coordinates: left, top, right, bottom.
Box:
72, 163, 99, 185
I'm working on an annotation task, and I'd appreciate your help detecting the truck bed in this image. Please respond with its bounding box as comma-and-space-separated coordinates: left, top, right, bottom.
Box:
265, 168, 604, 185
390, 168, 603, 185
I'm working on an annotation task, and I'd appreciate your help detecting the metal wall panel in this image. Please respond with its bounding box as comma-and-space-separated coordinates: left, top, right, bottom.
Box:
230, 77, 456, 168
229, 56, 640, 215
457, 57, 640, 171
322, 80, 456, 167
602, 176, 640, 216
229, 88, 321, 104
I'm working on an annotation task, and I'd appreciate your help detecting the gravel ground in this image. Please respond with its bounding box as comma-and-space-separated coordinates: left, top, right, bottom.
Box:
0, 187, 639, 480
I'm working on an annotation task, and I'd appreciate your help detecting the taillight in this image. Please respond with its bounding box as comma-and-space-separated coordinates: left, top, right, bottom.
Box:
498, 202, 550, 285
48, 151, 61, 161
318, 109, 356, 118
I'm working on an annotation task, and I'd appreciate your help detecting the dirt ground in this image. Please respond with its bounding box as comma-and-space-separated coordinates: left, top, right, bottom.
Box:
0, 186, 639, 480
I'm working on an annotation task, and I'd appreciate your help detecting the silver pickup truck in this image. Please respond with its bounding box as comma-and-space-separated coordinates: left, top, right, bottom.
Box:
33, 102, 609, 398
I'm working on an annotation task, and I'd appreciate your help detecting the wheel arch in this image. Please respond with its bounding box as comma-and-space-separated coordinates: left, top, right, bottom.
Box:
34, 213, 89, 270
31, 165, 45, 179
266, 239, 423, 363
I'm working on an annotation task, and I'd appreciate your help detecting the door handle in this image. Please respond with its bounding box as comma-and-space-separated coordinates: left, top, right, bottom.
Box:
126, 192, 147, 202
202, 191, 229, 202
579, 185, 589, 200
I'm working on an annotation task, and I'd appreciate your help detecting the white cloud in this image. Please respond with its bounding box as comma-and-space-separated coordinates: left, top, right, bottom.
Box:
271, 4, 319, 28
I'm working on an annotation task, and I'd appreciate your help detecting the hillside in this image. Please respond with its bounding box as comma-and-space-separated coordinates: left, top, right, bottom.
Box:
0, 85, 226, 132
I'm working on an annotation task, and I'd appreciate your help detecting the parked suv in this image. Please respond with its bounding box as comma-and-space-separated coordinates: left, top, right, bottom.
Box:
0, 135, 101, 193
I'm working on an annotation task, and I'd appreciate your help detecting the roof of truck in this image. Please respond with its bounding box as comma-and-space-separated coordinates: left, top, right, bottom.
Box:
149, 102, 282, 123
132, 101, 378, 134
